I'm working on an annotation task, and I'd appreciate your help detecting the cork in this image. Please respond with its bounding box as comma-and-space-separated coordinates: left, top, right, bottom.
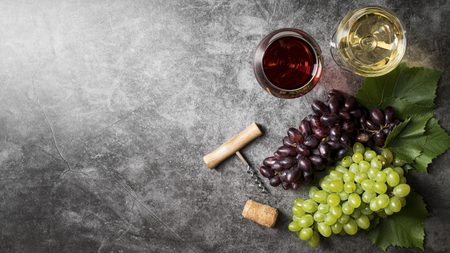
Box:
242, 199, 278, 228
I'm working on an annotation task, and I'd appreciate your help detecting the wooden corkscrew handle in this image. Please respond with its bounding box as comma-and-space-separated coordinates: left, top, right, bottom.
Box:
203, 122, 263, 169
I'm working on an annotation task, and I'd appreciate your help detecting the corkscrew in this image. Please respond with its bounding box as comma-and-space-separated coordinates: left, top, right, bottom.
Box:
203, 122, 269, 194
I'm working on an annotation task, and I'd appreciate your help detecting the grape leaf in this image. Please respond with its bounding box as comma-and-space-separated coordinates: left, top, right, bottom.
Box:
355, 65, 400, 110
384, 113, 432, 164
356, 63, 442, 111
410, 118, 450, 173
393, 66, 444, 107
364, 190, 428, 251
378, 97, 435, 122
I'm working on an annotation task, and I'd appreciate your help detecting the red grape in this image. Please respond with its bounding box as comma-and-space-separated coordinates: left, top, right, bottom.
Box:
299, 119, 312, 137
259, 166, 275, 178
371, 108, 385, 126
311, 100, 330, 116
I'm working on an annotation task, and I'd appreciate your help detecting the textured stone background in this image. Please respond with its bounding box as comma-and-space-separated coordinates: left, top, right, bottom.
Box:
0, 0, 449, 252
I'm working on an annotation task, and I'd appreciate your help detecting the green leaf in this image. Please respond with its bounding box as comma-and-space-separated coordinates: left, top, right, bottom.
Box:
364, 190, 428, 251
393, 66, 444, 107
356, 63, 443, 110
384, 113, 432, 164
355, 64, 400, 110
411, 118, 450, 173
378, 97, 435, 122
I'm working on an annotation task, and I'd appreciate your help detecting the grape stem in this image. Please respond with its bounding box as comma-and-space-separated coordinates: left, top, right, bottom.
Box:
358, 122, 390, 135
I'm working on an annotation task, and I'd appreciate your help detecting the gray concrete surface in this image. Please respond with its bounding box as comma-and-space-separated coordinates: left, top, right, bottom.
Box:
0, 0, 449, 252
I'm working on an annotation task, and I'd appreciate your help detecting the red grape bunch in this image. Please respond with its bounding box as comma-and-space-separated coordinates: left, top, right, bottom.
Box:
259, 89, 402, 190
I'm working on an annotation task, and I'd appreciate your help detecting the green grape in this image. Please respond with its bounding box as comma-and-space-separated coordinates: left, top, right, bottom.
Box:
355, 215, 370, 229
370, 198, 380, 211
289, 221, 302, 232
361, 179, 375, 192
381, 149, 394, 165
330, 171, 343, 180
331, 222, 343, 234
399, 176, 407, 184
302, 200, 318, 213
308, 230, 320, 247
318, 222, 332, 237
376, 155, 387, 167
367, 213, 376, 220
318, 203, 330, 214
325, 166, 335, 175
349, 163, 360, 174
355, 184, 364, 195
318, 177, 324, 186
355, 172, 368, 184
362, 191, 377, 203
323, 213, 338, 226
353, 142, 365, 154
352, 152, 364, 163
360, 204, 373, 215
386, 171, 400, 187
393, 158, 406, 167
343, 171, 355, 182
374, 182, 387, 194
338, 213, 350, 224
313, 222, 319, 230
342, 201, 354, 215
329, 205, 342, 219
371, 158, 382, 169
393, 184, 411, 197
377, 210, 388, 218
293, 215, 302, 222
292, 206, 306, 217
348, 193, 361, 208
339, 230, 347, 235
299, 227, 314, 240
327, 193, 341, 207
341, 156, 353, 167
359, 161, 371, 172
344, 181, 356, 193
329, 180, 344, 193
338, 191, 349, 201
335, 165, 349, 174
368, 167, 379, 179
382, 167, 394, 175
377, 194, 390, 208
294, 198, 305, 208
374, 171, 387, 183
384, 206, 394, 215
314, 211, 326, 222
364, 150, 377, 161
393, 166, 404, 177
358, 201, 368, 210
350, 208, 361, 219
321, 180, 331, 192
388, 197, 402, 212
396, 196, 407, 207
309, 186, 319, 199
343, 218, 358, 235
313, 190, 330, 204
299, 214, 314, 227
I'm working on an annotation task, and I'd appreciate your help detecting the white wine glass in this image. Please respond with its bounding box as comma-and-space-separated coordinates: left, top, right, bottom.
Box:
330, 6, 407, 77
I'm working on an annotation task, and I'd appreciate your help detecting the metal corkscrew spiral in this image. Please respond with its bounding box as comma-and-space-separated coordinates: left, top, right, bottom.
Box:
238, 151, 268, 194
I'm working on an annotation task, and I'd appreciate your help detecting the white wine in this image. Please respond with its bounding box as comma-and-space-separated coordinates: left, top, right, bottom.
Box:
334, 6, 406, 76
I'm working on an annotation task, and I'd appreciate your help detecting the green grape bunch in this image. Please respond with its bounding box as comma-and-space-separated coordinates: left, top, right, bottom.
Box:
288, 142, 411, 247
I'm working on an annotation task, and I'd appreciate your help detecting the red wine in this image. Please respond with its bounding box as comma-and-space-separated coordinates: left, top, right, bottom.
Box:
262, 37, 316, 90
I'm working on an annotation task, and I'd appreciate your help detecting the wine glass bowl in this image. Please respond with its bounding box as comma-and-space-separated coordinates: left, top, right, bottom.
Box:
330, 6, 407, 77
253, 28, 323, 99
